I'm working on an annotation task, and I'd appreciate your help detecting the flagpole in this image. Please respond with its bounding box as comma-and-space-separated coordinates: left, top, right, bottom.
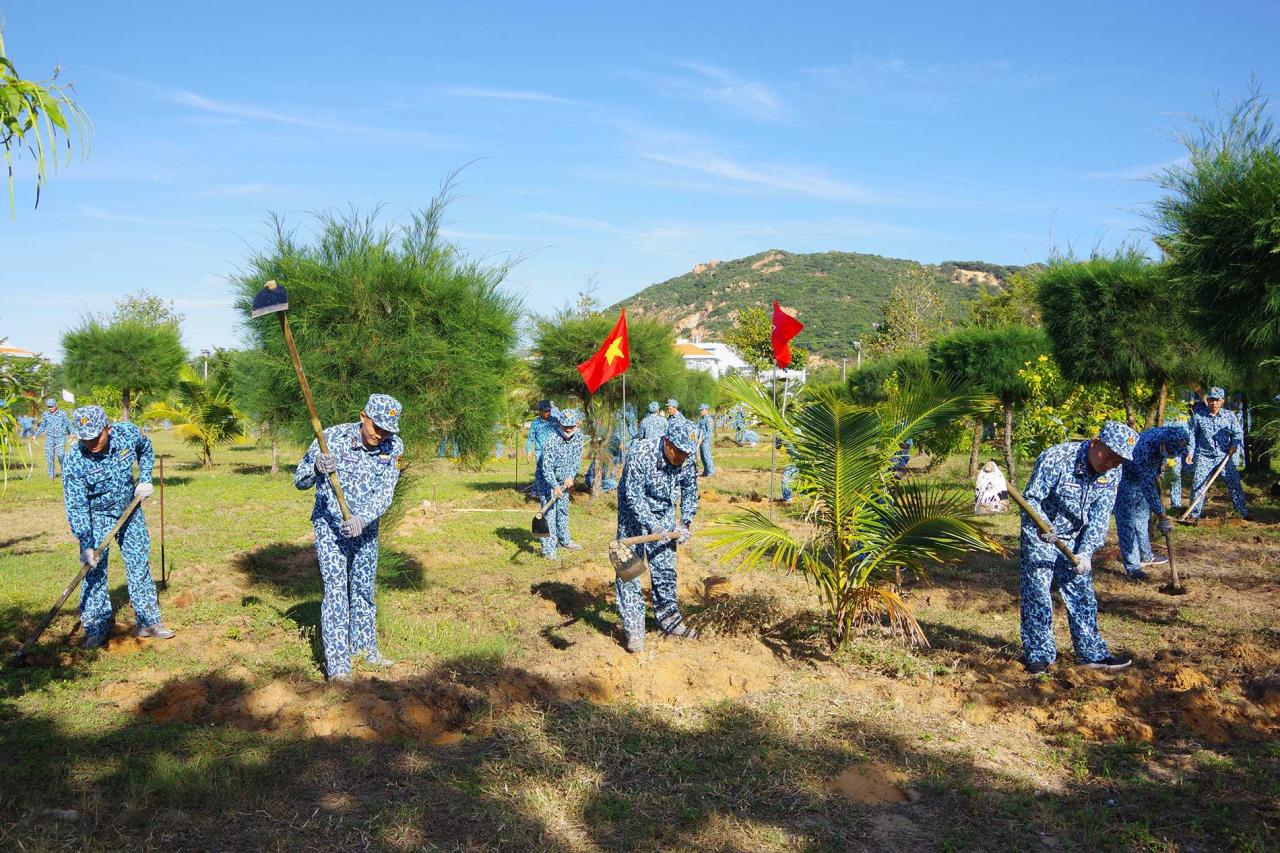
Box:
620, 370, 628, 464
770, 367, 777, 519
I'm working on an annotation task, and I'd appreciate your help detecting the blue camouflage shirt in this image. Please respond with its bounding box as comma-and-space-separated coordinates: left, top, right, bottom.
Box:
1120, 426, 1188, 515
295, 422, 403, 526
697, 414, 715, 442
617, 436, 699, 536
525, 414, 561, 456
62, 421, 154, 551
35, 409, 70, 442
639, 412, 667, 441
1020, 440, 1120, 559
1187, 408, 1243, 462
536, 426, 584, 488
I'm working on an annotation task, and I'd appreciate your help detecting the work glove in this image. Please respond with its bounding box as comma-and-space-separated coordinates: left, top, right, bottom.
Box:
562, 477, 574, 491
81, 548, 97, 567
674, 522, 692, 545
314, 452, 337, 475
1037, 530, 1059, 546
1072, 553, 1092, 576
339, 515, 365, 538
1157, 515, 1174, 534
134, 482, 154, 500
1184, 454, 1193, 466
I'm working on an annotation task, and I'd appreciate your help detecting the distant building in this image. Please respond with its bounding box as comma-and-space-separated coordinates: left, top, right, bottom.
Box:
675, 338, 749, 380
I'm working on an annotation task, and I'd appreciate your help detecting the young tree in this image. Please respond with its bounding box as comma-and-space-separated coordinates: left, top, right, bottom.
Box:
532, 309, 684, 498
845, 350, 931, 404
969, 269, 1043, 329
232, 191, 521, 466
142, 366, 246, 468
929, 326, 1048, 479
1037, 251, 1187, 426
723, 305, 808, 374
61, 318, 185, 420
111, 289, 184, 330
710, 374, 1001, 649
0, 31, 91, 216
862, 266, 951, 359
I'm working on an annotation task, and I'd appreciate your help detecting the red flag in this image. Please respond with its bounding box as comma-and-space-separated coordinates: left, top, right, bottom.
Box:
577, 310, 630, 393
771, 301, 804, 368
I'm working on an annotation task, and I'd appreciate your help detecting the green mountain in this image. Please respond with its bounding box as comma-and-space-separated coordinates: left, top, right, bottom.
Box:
614, 249, 1023, 360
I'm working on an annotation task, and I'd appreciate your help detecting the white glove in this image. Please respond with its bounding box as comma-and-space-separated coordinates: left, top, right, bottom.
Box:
81, 548, 96, 567
340, 516, 365, 538
314, 452, 337, 475
1037, 530, 1059, 546
134, 482, 154, 500
674, 523, 692, 545
1157, 515, 1174, 534
1073, 553, 1092, 576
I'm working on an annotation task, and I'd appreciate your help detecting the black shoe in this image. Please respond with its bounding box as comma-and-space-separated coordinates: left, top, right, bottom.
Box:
1083, 654, 1132, 670
1025, 661, 1051, 675
1125, 569, 1149, 581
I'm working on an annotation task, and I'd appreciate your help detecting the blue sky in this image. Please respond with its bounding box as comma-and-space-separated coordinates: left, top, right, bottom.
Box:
3, 1, 1277, 358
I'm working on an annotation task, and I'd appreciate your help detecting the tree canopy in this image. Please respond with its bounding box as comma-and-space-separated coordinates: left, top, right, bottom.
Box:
862, 267, 952, 360
232, 194, 521, 460
722, 305, 808, 373
61, 318, 185, 420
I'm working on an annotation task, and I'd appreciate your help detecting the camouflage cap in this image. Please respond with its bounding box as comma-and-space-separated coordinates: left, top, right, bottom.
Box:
558, 408, 579, 428
1098, 420, 1138, 461
71, 405, 108, 440
537, 399, 553, 412
647, 401, 660, 413
364, 394, 403, 434
699, 403, 710, 412
664, 415, 699, 454
665, 398, 680, 409
45, 398, 57, 408
1206, 386, 1226, 400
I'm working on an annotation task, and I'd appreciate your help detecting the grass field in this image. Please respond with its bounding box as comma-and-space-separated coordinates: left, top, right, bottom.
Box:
1, 431, 1278, 851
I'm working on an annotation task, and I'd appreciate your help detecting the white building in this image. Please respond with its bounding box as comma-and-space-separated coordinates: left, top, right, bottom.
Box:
675, 337, 806, 383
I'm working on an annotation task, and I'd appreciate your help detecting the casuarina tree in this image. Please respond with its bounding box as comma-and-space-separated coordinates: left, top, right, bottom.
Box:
928, 326, 1048, 479
61, 318, 185, 420
232, 188, 521, 465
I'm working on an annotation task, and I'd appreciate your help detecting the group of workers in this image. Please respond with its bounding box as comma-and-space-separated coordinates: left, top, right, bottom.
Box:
1016, 386, 1250, 674
31, 376, 1257, 680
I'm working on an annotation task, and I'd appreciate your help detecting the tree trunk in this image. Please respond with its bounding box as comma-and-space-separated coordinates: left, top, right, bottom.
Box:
1155, 379, 1169, 425
270, 434, 280, 475
969, 416, 983, 479
586, 396, 603, 500
1121, 383, 1135, 428
1002, 402, 1016, 482
122, 388, 132, 422
202, 441, 212, 469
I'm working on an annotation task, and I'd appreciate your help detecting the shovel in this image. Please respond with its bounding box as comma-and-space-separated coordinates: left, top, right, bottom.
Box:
251, 280, 353, 522
1177, 453, 1232, 522
1005, 481, 1082, 571
1157, 525, 1187, 595
9, 495, 144, 667
609, 531, 681, 582
531, 491, 558, 536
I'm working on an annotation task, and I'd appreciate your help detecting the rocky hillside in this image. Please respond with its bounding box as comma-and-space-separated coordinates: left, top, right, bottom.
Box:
614, 249, 1023, 360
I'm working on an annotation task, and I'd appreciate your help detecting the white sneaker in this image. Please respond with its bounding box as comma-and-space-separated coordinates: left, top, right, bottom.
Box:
1141, 555, 1169, 567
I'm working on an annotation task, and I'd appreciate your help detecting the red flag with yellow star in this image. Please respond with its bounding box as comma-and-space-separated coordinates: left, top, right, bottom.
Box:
577, 310, 630, 393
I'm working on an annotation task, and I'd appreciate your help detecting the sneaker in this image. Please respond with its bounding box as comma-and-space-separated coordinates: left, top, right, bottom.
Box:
81, 632, 108, 650
327, 671, 353, 683
560, 541, 583, 551
542, 552, 558, 561
135, 623, 176, 639
1125, 569, 1150, 581
625, 633, 644, 654
361, 651, 396, 669
1083, 654, 1132, 670
1025, 660, 1051, 675
1141, 555, 1168, 567
662, 623, 699, 641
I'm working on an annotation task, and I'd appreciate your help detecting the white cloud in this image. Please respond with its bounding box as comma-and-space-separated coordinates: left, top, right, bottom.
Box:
641, 151, 880, 202
439, 86, 583, 106
634, 60, 783, 121
1083, 156, 1188, 181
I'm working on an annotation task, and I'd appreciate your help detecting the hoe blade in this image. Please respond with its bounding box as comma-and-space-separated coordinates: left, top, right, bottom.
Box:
251, 280, 289, 318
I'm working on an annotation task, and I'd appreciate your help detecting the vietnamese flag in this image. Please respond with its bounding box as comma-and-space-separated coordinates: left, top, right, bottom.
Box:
577, 310, 630, 393
771, 301, 804, 368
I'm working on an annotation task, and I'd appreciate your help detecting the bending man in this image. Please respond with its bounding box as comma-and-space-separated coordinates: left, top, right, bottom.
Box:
615, 416, 700, 652
62, 405, 172, 648
1114, 425, 1188, 580
295, 394, 404, 682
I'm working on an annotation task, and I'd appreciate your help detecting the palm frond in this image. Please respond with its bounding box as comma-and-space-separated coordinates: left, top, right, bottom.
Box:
717, 373, 795, 440
880, 373, 993, 448
704, 508, 808, 572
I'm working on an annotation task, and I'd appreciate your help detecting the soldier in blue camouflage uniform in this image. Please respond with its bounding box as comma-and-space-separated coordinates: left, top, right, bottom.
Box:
1018, 421, 1137, 674
295, 394, 404, 681
535, 409, 585, 559
1114, 425, 1189, 580
615, 415, 700, 652
696, 403, 716, 477
1185, 387, 1249, 522
664, 398, 680, 418
62, 406, 171, 649
34, 398, 71, 478
639, 401, 666, 440
1167, 397, 1206, 509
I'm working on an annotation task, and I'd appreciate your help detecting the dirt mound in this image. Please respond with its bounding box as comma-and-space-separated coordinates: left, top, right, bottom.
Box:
832, 763, 911, 805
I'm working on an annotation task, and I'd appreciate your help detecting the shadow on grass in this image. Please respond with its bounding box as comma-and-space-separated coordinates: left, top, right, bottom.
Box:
231, 464, 278, 476
2, 656, 1276, 851
530, 580, 617, 641
231, 542, 425, 594
0, 533, 44, 551
495, 526, 539, 558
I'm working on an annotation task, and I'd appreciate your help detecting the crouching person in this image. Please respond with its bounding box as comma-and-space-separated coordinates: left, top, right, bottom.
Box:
615, 415, 700, 653
295, 394, 403, 682
62, 406, 172, 648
